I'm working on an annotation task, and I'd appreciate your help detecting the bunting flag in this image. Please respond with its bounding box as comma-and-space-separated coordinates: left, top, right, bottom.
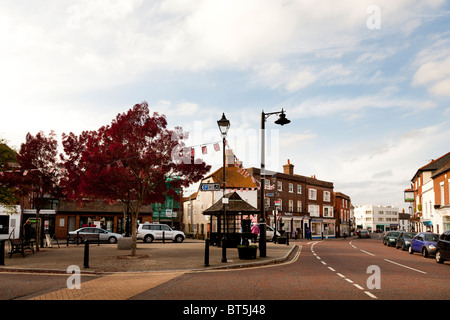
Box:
214, 143, 220, 151
23, 170, 28, 176
202, 146, 207, 155
191, 147, 195, 158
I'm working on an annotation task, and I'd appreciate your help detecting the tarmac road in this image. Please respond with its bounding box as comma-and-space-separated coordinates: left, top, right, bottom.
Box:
131, 235, 450, 300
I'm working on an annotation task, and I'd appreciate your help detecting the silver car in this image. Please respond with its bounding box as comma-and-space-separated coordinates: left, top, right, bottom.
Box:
69, 227, 123, 244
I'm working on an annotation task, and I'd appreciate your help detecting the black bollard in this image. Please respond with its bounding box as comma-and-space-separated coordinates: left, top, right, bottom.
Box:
286, 233, 289, 246
204, 238, 210, 267
0, 240, 5, 266
162, 231, 165, 244
83, 240, 90, 268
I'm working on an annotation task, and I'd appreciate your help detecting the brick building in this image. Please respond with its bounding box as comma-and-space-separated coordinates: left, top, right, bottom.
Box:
410, 151, 450, 233
246, 159, 338, 239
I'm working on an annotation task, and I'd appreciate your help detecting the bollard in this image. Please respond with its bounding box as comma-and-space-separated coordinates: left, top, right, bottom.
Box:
286, 233, 289, 246
204, 238, 210, 267
0, 240, 5, 266
162, 231, 165, 244
83, 240, 90, 268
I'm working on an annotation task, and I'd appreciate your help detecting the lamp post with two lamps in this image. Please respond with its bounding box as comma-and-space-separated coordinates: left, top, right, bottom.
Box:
259, 109, 290, 257
217, 113, 230, 263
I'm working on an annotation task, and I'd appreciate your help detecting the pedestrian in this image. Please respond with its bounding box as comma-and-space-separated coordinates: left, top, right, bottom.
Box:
251, 223, 260, 243
23, 219, 32, 242
306, 227, 311, 240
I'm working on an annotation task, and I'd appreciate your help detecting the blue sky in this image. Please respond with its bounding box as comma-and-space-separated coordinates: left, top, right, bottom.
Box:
1, 0, 449, 211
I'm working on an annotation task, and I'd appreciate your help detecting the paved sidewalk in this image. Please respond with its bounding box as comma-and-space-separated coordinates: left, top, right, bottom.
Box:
1, 238, 298, 274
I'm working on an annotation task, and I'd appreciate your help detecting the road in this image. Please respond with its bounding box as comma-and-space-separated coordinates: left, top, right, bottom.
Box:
131, 234, 449, 300
1, 235, 448, 305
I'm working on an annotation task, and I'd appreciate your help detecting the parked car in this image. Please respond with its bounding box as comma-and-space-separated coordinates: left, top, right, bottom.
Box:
383, 231, 401, 247
358, 229, 371, 238
409, 232, 439, 258
68, 227, 123, 244
395, 232, 417, 251
435, 230, 450, 264
137, 223, 185, 243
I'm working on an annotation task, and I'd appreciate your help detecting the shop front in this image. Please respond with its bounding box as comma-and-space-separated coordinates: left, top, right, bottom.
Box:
310, 218, 336, 239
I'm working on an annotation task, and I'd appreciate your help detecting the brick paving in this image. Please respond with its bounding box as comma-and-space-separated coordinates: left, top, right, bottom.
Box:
30, 271, 186, 300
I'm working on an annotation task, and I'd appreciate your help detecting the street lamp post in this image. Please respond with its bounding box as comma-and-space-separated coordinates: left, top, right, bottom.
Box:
218, 113, 230, 263
259, 109, 290, 257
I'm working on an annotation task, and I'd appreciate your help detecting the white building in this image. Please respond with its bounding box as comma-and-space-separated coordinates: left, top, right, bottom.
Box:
354, 204, 399, 232
0, 205, 21, 240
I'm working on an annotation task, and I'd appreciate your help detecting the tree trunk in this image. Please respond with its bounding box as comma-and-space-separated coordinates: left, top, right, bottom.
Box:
35, 210, 40, 252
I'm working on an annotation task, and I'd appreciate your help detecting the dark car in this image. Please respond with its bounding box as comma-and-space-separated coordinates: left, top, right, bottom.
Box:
383, 231, 401, 247
395, 231, 417, 251
409, 232, 439, 258
436, 230, 450, 264
358, 229, 371, 238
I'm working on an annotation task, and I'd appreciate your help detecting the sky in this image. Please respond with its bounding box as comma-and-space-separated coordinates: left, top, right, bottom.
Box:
1, 0, 450, 211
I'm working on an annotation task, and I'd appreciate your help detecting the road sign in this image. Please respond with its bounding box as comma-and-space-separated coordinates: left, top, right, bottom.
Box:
275, 200, 281, 207
266, 193, 274, 197
201, 183, 221, 191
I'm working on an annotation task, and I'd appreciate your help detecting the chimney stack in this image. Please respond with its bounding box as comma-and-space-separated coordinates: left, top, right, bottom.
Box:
283, 159, 294, 175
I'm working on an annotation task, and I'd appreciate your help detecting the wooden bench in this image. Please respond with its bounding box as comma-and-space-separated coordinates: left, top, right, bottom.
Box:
9, 238, 35, 258
66, 232, 100, 246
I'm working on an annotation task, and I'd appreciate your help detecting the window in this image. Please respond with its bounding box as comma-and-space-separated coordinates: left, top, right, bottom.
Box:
441, 182, 445, 205
297, 185, 302, 194
324, 191, 330, 202
297, 201, 302, 212
308, 205, 320, 217
277, 181, 282, 192
309, 189, 317, 200
289, 200, 294, 211
323, 206, 333, 217
289, 183, 293, 193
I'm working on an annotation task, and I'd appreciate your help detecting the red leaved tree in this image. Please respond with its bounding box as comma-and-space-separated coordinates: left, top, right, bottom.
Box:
61, 102, 210, 255
15, 131, 61, 251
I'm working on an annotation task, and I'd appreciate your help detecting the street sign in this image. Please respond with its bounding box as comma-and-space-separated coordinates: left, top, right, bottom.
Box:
266, 193, 274, 197
201, 183, 221, 191
275, 200, 281, 207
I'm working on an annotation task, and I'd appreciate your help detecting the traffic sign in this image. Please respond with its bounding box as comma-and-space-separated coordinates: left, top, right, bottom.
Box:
266, 193, 274, 197
201, 183, 221, 191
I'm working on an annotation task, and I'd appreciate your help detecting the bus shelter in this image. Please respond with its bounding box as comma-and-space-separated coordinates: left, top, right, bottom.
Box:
202, 192, 259, 248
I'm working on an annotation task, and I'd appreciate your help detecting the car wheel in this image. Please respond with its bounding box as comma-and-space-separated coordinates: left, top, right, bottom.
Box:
436, 250, 444, 264
409, 246, 414, 254
174, 235, 184, 243
144, 235, 154, 243
402, 244, 406, 251
422, 247, 429, 258
108, 237, 117, 244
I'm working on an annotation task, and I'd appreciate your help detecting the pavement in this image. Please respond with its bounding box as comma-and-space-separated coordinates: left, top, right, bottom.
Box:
0, 238, 299, 274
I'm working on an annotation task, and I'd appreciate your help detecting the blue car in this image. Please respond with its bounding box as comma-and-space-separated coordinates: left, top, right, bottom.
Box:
409, 232, 439, 258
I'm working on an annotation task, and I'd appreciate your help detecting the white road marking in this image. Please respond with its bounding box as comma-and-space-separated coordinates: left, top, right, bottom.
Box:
384, 259, 427, 274
360, 250, 375, 256
364, 291, 378, 299
353, 284, 364, 290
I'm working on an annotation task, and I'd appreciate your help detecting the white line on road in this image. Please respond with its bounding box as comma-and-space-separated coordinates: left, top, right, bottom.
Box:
364, 291, 377, 299
328, 267, 336, 272
321, 261, 327, 265
337, 273, 345, 278
345, 278, 353, 283
353, 284, 364, 290
384, 259, 427, 274
360, 250, 375, 256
